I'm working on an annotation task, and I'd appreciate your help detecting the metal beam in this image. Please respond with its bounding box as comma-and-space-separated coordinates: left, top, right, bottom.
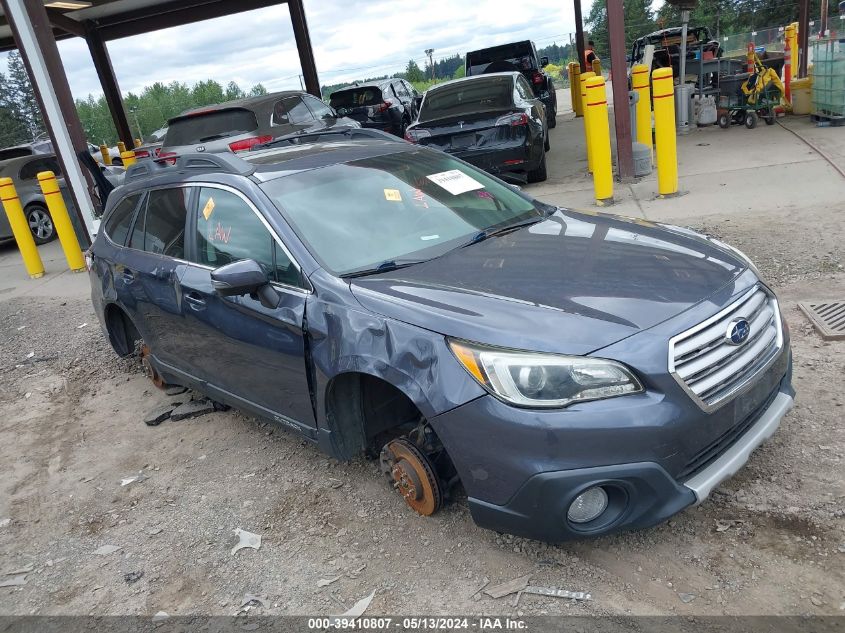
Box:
606, 0, 634, 180
574, 0, 587, 72
96, 0, 283, 41
46, 8, 85, 37
84, 21, 134, 146
1, 0, 97, 245
798, 0, 810, 77
288, 0, 320, 97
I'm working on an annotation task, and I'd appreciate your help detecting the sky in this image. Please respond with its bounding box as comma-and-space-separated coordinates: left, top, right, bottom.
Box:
2, 0, 584, 99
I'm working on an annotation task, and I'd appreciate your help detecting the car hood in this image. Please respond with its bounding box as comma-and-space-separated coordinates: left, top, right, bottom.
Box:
350, 209, 747, 355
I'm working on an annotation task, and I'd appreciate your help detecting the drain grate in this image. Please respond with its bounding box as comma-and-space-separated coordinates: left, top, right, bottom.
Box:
798, 301, 845, 340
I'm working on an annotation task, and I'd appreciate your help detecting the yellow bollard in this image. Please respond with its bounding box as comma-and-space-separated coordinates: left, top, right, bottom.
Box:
585, 76, 613, 206
116, 141, 127, 155
579, 71, 596, 173
134, 138, 142, 148
0, 177, 45, 278
120, 151, 137, 167
569, 62, 583, 117
591, 58, 602, 77
99, 144, 112, 166
790, 22, 799, 79
631, 64, 653, 148
652, 68, 678, 197
36, 171, 86, 272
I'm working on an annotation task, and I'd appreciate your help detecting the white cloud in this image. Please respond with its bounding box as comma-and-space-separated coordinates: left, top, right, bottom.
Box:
4, 0, 579, 98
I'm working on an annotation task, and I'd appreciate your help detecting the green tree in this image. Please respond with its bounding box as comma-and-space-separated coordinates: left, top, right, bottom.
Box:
453, 64, 466, 79
225, 81, 245, 101
249, 83, 268, 96
6, 51, 43, 138
0, 71, 29, 146
191, 80, 226, 107
405, 60, 424, 83
585, 0, 655, 64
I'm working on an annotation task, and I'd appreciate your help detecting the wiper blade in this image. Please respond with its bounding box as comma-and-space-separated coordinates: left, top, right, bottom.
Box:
460, 216, 544, 248
341, 260, 422, 279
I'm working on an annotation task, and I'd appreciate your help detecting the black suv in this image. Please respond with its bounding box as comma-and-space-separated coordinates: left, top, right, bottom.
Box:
466, 40, 557, 128
329, 79, 420, 137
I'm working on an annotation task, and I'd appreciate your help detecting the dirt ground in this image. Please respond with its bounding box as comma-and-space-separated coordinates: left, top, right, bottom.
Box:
1, 201, 844, 618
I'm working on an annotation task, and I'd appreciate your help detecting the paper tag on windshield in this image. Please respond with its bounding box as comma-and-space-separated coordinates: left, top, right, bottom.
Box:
202, 197, 215, 220
426, 170, 484, 195
383, 188, 402, 201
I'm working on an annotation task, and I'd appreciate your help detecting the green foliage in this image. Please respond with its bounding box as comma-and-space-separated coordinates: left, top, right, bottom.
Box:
6, 52, 43, 138
655, 0, 829, 35
453, 64, 466, 79
586, 0, 656, 61
405, 59, 425, 83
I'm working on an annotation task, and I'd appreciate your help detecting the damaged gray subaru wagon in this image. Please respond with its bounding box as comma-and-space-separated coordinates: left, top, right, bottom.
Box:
89, 130, 793, 542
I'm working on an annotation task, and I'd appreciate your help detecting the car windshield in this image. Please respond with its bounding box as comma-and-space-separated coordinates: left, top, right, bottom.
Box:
260, 149, 543, 276
418, 77, 514, 123
165, 109, 258, 146
329, 87, 383, 109
467, 43, 535, 75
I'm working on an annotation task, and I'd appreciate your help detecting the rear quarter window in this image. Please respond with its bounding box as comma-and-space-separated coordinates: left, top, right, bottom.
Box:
102, 194, 141, 246
164, 109, 258, 146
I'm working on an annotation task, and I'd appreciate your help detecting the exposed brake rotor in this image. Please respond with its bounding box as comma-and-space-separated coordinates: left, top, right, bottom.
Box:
140, 344, 165, 389
379, 438, 443, 516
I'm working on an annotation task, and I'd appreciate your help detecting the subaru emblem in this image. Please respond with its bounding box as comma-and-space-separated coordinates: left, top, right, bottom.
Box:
726, 318, 751, 345
196, 145, 206, 152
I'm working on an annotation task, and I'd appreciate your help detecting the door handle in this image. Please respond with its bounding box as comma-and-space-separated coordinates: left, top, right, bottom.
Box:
122, 270, 135, 284
184, 292, 207, 310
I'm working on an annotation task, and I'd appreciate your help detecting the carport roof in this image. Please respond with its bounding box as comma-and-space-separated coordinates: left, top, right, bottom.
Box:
0, 0, 286, 51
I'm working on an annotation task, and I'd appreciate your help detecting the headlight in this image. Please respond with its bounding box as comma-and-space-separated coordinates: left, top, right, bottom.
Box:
448, 340, 643, 408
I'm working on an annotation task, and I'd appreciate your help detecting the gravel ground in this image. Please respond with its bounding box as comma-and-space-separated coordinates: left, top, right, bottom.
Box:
0, 201, 843, 618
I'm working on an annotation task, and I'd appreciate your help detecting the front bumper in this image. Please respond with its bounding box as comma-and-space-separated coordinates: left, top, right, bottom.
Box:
429, 349, 793, 543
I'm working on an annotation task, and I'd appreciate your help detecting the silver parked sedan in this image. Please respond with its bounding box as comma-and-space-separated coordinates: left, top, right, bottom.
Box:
0, 154, 65, 244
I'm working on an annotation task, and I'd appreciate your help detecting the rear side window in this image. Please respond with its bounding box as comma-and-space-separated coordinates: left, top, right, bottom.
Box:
302, 95, 335, 121
418, 77, 514, 122
164, 109, 258, 146
129, 188, 189, 258
272, 97, 314, 125
103, 194, 141, 246
194, 188, 301, 287
329, 87, 383, 109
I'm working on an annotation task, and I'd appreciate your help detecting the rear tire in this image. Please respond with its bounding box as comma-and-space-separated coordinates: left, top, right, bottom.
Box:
744, 111, 758, 129
26, 204, 55, 245
527, 150, 547, 183
718, 113, 731, 129
548, 112, 557, 128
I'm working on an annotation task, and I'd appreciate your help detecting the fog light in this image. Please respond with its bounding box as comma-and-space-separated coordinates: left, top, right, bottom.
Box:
567, 486, 608, 524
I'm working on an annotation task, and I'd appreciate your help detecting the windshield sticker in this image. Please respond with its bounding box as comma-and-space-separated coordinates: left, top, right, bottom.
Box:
210, 222, 231, 244
420, 234, 440, 241
426, 170, 484, 195
383, 188, 402, 202
202, 197, 215, 221
476, 190, 494, 200
412, 188, 429, 209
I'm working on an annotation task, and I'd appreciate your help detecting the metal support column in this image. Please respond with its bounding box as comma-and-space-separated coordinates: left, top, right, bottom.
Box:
1, 0, 97, 244
798, 0, 810, 78
288, 0, 321, 98
574, 0, 587, 72
85, 21, 134, 147
606, 0, 634, 180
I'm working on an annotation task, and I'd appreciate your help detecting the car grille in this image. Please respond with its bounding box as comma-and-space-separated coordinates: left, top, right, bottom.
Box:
669, 286, 783, 410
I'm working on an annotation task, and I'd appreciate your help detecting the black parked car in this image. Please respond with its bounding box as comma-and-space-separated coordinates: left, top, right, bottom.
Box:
466, 40, 557, 128
329, 79, 420, 137
405, 73, 548, 184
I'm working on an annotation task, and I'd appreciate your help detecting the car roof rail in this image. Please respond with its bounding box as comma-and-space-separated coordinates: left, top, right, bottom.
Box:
124, 152, 255, 184
252, 127, 404, 150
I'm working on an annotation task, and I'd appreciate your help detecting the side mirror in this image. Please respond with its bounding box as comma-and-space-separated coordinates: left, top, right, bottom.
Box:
540, 56, 549, 68
211, 259, 280, 309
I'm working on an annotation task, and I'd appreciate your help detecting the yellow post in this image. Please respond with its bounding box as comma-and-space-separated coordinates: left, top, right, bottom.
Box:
134, 138, 142, 148
631, 64, 652, 148
579, 71, 596, 173
569, 62, 583, 117
652, 68, 678, 197
585, 76, 613, 206
591, 58, 602, 76
120, 150, 137, 167
790, 22, 799, 79
116, 141, 127, 155
0, 177, 45, 278
36, 171, 86, 272
99, 144, 112, 166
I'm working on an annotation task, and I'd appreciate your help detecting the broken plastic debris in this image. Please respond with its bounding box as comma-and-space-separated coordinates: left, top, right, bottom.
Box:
484, 574, 532, 599
93, 544, 122, 556
231, 528, 261, 555
0, 574, 27, 587
25, 352, 34, 359
678, 592, 697, 603
120, 471, 149, 487
336, 590, 375, 620
240, 593, 266, 608
317, 575, 342, 588
152, 611, 169, 622
523, 586, 592, 601
77, 323, 88, 329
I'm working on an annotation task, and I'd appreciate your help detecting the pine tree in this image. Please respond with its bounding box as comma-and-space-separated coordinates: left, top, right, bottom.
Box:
0, 71, 29, 146
6, 51, 43, 138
